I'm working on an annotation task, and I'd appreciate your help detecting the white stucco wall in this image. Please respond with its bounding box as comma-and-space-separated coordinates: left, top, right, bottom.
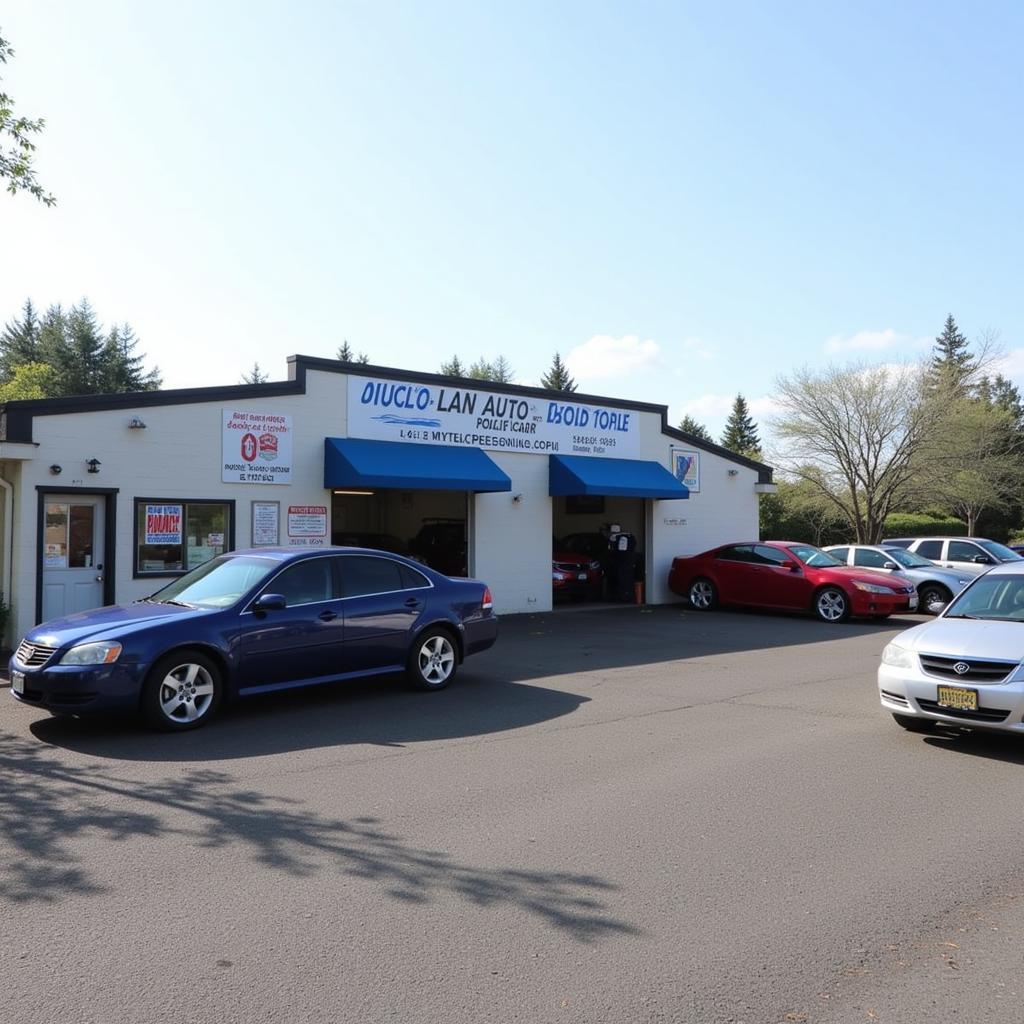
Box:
1, 363, 768, 641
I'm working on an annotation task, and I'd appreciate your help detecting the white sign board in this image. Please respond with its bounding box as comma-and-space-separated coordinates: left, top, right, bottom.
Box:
251, 501, 280, 546
287, 505, 327, 547
222, 410, 293, 484
347, 377, 641, 459
672, 449, 700, 493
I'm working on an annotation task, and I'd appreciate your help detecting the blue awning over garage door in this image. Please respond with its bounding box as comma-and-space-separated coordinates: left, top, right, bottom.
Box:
548, 454, 689, 499
324, 438, 512, 492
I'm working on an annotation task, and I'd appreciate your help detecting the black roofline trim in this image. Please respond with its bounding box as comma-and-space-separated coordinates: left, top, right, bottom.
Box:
0, 354, 773, 480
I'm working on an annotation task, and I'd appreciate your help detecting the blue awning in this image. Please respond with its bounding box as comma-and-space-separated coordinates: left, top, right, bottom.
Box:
548, 454, 689, 499
324, 438, 512, 492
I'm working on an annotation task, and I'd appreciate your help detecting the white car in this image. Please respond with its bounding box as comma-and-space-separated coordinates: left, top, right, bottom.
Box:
882, 536, 1022, 576
879, 562, 1024, 734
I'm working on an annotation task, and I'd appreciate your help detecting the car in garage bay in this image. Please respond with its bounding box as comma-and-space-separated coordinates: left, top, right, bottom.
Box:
669, 541, 919, 622
879, 563, 1024, 734
823, 543, 971, 614
552, 539, 604, 600
9, 547, 498, 731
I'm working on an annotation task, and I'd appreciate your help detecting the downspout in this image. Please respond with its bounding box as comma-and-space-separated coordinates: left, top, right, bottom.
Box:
0, 474, 12, 648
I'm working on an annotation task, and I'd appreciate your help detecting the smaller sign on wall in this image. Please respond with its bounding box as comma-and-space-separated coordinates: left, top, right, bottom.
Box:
145, 503, 183, 544
287, 505, 328, 547
672, 450, 700, 493
222, 410, 294, 484
251, 501, 281, 546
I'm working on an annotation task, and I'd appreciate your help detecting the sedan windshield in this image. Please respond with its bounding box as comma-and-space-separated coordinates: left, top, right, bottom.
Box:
883, 548, 933, 569
787, 545, 843, 568
148, 555, 278, 609
945, 575, 1024, 620
978, 540, 1023, 562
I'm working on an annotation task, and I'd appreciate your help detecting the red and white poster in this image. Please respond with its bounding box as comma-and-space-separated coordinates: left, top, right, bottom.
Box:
287, 505, 327, 547
222, 410, 293, 484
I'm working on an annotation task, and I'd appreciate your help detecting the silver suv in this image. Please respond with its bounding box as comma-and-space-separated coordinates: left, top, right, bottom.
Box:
882, 536, 1022, 576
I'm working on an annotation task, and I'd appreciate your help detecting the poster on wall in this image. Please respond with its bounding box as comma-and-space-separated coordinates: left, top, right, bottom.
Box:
347, 377, 641, 459
145, 503, 183, 544
672, 450, 700, 493
251, 501, 280, 546
222, 410, 294, 484
287, 505, 327, 547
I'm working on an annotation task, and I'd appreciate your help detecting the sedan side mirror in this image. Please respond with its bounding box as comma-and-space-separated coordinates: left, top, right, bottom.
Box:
252, 592, 287, 613
780, 559, 798, 571
974, 554, 993, 564
883, 561, 899, 570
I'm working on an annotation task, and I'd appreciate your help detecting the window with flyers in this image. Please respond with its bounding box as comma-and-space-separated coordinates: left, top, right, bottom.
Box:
134, 499, 234, 576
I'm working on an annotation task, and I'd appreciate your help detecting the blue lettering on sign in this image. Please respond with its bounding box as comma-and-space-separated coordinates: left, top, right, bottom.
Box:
361, 381, 434, 409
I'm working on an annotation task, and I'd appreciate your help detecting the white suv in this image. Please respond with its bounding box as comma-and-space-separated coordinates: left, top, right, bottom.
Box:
882, 536, 1022, 576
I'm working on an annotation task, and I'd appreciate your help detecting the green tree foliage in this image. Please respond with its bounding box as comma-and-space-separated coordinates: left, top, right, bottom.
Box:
677, 414, 712, 442
540, 352, 577, 392
0, 361, 54, 401
0, 31, 54, 204
720, 394, 761, 456
759, 477, 850, 545
336, 340, 369, 364
0, 299, 161, 398
241, 362, 269, 384
467, 356, 515, 383
927, 315, 976, 395
439, 355, 465, 377
882, 512, 967, 538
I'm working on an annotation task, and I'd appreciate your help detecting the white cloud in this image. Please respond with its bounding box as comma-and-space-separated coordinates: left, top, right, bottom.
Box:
992, 348, 1024, 383
677, 336, 716, 361
564, 334, 661, 381
823, 328, 929, 355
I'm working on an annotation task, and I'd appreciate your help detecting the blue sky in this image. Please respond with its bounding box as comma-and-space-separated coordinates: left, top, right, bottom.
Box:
2, 1, 1022, 441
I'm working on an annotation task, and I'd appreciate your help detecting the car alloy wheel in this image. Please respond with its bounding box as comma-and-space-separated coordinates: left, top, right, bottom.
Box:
815, 587, 848, 622
409, 630, 458, 690
688, 579, 716, 611
918, 584, 951, 615
143, 650, 223, 730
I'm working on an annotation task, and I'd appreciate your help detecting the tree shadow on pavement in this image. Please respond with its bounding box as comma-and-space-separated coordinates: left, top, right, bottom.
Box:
0, 731, 636, 942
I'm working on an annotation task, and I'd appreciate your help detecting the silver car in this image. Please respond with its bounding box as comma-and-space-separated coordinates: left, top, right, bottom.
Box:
882, 536, 1022, 576
824, 544, 971, 614
879, 562, 1024, 734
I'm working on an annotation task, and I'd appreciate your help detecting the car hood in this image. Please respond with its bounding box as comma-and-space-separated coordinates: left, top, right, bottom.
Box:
828, 567, 914, 589
25, 601, 209, 648
893, 618, 1024, 662
553, 551, 590, 565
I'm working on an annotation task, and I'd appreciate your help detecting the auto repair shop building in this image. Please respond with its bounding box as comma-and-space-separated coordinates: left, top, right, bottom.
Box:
0, 356, 773, 644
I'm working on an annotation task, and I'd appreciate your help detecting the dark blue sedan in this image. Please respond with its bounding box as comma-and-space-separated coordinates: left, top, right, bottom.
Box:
9, 547, 498, 731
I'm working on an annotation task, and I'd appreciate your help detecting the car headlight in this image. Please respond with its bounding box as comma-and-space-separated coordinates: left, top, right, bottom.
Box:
881, 643, 915, 668
589, 560, 601, 570
853, 581, 894, 594
60, 641, 123, 666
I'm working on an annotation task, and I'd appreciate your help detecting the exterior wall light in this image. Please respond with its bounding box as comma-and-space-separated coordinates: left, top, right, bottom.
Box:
128, 417, 147, 429
727, 469, 739, 477
49, 464, 62, 475
512, 493, 523, 504
86, 458, 102, 474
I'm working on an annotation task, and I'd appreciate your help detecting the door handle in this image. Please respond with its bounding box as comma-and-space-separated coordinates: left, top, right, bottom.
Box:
95, 575, 104, 582
318, 610, 338, 621
405, 598, 421, 608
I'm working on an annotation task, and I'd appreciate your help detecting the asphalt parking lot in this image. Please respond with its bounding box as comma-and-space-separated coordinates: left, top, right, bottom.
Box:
5, 604, 1024, 1023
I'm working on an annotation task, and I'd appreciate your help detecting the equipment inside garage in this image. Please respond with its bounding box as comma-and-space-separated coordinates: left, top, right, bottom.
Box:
331, 489, 469, 576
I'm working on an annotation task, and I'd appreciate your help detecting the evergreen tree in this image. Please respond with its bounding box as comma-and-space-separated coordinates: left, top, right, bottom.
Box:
100, 324, 161, 392
928, 315, 975, 394
720, 394, 761, 456
540, 352, 577, 392
439, 355, 465, 376
678, 414, 712, 442
468, 356, 515, 383
51, 300, 105, 396
241, 362, 269, 384
336, 340, 369, 363
0, 297, 41, 380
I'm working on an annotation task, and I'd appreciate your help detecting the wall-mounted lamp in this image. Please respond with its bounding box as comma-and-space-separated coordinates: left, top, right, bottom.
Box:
49, 464, 62, 475
512, 493, 523, 504
128, 416, 147, 429
727, 469, 739, 477
86, 458, 102, 474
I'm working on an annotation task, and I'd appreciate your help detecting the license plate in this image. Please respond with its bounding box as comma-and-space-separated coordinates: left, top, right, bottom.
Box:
578, 573, 588, 581
908, 595, 919, 610
11, 671, 25, 695
937, 685, 978, 711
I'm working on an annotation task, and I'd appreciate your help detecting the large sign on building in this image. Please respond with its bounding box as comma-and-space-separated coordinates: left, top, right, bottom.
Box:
347, 377, 641, 459
222, 410, 294, 484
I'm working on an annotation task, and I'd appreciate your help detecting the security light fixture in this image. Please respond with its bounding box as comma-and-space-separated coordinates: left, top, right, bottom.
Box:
727, 469, 739, 477
128, 417, 147, 429
86, 458, 102, 474
49, 464, 62, 475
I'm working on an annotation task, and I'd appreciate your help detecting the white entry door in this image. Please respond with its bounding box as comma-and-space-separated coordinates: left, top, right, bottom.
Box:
42, 497, 106, 622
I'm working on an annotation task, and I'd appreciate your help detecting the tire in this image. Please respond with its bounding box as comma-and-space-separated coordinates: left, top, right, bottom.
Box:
813, 586, 849, 623
142, 649, 223, 731
408, 628, 459, 691
892, 713, 937, 733
918, 583, 952, 616
688, 578, 717, 611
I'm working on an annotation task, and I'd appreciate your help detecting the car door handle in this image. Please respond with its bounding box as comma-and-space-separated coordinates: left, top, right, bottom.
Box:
318, 610, 338, 621
405, 598, 421, 608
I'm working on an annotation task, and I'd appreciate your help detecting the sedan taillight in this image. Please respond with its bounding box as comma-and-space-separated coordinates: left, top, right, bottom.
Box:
482, 586, 493, 612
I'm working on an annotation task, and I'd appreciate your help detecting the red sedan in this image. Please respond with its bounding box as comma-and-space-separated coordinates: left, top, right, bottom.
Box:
668, 541, 919, 622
